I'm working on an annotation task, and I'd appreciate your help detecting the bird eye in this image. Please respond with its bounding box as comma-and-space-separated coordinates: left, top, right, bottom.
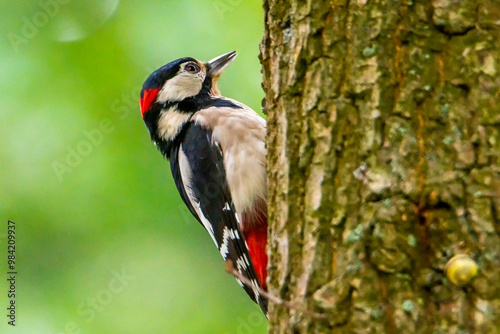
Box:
185, 63, 200, 73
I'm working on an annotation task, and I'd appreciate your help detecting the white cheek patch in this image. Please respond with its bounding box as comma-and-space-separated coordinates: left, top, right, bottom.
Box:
157, 107, 192, 141
157, 71, 205, 102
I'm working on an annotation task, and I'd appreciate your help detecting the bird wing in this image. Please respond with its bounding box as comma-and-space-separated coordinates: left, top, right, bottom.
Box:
170, 122, 268, 314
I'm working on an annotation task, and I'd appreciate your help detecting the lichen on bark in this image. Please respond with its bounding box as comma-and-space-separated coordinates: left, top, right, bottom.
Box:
260, 0, 500, 333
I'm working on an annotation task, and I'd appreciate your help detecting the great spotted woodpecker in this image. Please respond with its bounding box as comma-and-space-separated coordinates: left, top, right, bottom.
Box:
140, 51, 268, 314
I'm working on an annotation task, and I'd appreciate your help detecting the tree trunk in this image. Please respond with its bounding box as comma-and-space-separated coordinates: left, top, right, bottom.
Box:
260, 0, 500, 333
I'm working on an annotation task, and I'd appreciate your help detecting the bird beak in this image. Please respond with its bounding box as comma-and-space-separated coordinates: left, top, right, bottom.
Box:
207, 51, 237, 78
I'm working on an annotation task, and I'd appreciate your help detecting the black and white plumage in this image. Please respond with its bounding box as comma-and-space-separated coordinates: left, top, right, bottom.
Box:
140, 52, 268, 314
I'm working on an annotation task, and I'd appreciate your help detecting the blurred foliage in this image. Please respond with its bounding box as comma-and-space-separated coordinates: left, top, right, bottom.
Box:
0, 1, 266, 333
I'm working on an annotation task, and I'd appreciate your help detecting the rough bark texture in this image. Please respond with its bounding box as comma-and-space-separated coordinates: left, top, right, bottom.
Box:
260, 0, 500, 333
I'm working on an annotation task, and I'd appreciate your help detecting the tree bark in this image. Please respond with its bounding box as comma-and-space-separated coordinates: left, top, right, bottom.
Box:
260, 0, 500, 333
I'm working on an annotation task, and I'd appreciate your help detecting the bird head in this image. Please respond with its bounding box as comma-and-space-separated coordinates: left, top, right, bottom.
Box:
140, 51, 237, 118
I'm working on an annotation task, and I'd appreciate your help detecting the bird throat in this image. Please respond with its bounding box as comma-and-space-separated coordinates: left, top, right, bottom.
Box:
157, 107, 192, 143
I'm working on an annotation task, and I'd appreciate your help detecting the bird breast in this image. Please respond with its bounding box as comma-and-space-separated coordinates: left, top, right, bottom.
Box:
192, 99, 267, 217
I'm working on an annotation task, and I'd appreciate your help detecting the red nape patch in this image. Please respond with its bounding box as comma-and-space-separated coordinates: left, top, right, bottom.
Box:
244, 224, 268, 290
140, 88, 160, 117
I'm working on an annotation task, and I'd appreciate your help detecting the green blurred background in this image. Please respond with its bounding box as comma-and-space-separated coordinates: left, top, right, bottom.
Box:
1, 1, 266, 333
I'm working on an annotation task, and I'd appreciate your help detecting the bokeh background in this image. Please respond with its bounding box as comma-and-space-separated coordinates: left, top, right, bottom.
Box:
1, 1, 266, 333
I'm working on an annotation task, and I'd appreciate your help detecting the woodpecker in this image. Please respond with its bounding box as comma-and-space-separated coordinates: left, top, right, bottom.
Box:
140, 51, 268, 314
